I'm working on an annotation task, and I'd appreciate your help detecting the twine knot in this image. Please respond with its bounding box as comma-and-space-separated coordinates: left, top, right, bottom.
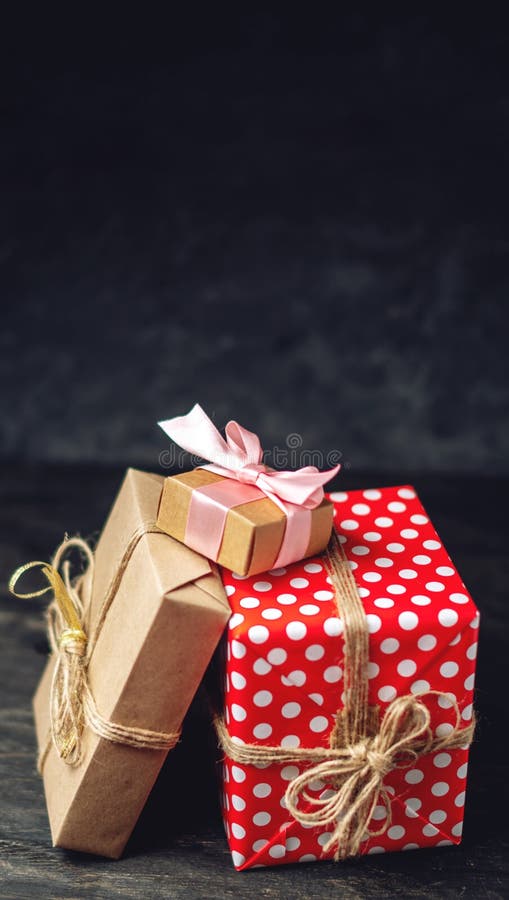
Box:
356, 742, 392, 778
59, 627, 87, 657
344, 739, 391, 775
10, 531, 181, 770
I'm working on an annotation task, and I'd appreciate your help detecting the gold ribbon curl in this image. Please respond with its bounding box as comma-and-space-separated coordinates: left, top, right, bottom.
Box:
10, 534, 180, 770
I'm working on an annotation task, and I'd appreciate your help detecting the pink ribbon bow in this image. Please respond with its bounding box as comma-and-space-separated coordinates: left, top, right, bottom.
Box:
158, 405, 340, 569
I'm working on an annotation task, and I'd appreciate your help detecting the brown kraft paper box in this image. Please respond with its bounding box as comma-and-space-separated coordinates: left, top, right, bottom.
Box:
33, 468, 231, 858
157, 468, 334, 577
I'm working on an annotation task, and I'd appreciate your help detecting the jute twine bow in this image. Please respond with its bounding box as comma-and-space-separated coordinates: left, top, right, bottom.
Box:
215, 530, 476, 860
10, 530, 181, 771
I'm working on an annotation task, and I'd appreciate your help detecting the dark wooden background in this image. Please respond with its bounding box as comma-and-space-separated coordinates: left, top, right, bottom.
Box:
2, 9, 508, 476
1, 464, 507, 899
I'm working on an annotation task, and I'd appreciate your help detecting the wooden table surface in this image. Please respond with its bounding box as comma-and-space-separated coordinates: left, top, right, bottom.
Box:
1, 464, 507, 899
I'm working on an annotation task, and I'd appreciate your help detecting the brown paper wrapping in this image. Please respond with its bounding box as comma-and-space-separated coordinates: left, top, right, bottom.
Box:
157, 469, 334, 577
33, 468, 230, 858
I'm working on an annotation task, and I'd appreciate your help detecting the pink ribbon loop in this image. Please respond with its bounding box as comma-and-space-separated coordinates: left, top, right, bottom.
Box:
158, 405, 340, 570
159, 404, 263, 472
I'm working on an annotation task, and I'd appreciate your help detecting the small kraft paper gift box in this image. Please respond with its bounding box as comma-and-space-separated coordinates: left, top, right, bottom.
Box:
14, 468, 230, 858
216, 485, 478, 870
157, 405, 339, 577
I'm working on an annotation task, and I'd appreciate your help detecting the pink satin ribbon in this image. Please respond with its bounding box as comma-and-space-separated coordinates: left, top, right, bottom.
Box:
158, 405, 340, 570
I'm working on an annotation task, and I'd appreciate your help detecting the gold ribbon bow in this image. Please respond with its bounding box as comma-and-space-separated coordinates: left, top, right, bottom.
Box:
215, 531, 476, 860
10, 534, 180, 770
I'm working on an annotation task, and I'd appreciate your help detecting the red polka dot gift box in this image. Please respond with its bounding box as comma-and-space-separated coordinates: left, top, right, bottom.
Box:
218, 485, 478, 871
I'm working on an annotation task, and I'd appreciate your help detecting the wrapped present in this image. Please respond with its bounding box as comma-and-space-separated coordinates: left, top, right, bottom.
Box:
12, 468, 230, 858
157, 405, 339, 577
216, 485, 478, 870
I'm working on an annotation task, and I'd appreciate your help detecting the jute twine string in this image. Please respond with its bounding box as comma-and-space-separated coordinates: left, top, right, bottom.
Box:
215, 530, 476, 860
10, 529, 181, 772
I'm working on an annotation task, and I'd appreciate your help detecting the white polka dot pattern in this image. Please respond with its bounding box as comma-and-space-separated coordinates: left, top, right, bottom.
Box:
219, 484, 479, 870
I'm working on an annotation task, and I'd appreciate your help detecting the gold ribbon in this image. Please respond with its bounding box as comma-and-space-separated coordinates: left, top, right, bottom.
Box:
10, 533, 181, 770
216, 530, 475, 860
